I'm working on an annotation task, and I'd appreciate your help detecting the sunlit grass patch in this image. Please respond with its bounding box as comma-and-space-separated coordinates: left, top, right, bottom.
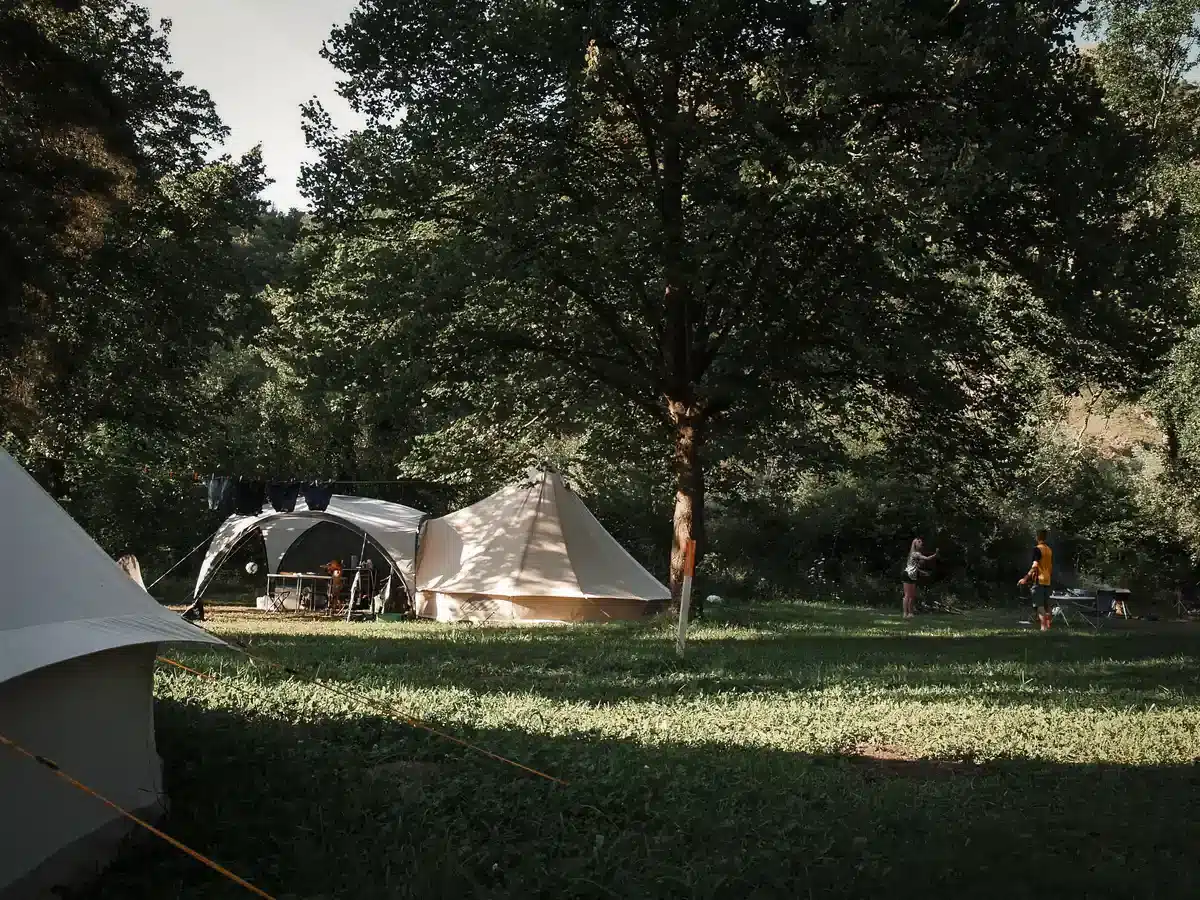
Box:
88, 602, 1200, 899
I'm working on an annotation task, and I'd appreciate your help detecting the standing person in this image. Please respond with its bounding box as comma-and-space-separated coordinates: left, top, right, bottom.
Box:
902, 538, 938, 618
115, 552, 145, 590
1018, 529, 1054, 631
322, 559, 344, 609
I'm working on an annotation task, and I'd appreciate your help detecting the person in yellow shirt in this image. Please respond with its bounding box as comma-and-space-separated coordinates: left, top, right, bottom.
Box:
1018, 529, 1054, 630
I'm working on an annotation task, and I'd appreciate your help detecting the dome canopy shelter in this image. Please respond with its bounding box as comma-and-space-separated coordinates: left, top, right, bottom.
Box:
192, 495, 428, 604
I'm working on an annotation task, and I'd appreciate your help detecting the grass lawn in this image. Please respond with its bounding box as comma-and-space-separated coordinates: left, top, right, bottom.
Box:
86, 602, 1200, 899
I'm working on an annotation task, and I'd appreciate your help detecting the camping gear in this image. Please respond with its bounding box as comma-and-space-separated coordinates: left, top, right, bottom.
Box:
115, 553, 145, 590
1050, 588, 1129, 629
414, 468, 669, 622
190, 495, 427, 614
0, 449, 223, 896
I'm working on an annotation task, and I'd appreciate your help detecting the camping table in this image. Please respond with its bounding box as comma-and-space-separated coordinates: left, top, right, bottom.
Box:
267, 572, 333, 612
1049, 592, 1085, 627
1049, 590, 1132, 628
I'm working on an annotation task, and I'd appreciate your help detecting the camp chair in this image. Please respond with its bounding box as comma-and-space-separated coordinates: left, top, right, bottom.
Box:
1089, 589, 1121, 626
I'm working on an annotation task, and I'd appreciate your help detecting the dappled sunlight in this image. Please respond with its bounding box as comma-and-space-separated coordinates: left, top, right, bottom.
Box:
116, 601, 1200, 897
162, 602, 1200, 775
99, 686, 1200, 899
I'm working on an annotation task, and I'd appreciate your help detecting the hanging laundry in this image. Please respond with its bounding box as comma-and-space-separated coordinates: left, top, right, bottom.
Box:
206, 476, 236, 515
234, 479, 266, 516
267, 482, 301, 513
303, 483, 334, 511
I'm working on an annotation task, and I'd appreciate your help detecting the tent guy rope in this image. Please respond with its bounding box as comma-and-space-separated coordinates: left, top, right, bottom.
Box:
156, 651, 569, 787
146, 523, 226, 590
0, 732, 275, 899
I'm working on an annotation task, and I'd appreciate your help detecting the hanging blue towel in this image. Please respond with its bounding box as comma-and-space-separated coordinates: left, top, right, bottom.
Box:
267, 482, 301, 513
303, 483, 334, 511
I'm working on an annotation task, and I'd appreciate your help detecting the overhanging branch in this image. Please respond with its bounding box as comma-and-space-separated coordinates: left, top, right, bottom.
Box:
499, 333, 665, 422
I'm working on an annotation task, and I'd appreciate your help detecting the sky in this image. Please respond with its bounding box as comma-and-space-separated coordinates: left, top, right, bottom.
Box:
141, 0, 367, 211
139, 3, 1196, 209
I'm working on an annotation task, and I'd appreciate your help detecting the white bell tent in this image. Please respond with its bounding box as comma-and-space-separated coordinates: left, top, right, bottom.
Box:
192, 494, 428, 604
414, 469, 669, 622
0, 449, 225, 897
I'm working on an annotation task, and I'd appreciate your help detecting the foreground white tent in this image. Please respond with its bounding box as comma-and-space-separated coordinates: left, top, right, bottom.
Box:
0, 450, 224, 897
414, 469, 669, 622
191, 494, 428, 604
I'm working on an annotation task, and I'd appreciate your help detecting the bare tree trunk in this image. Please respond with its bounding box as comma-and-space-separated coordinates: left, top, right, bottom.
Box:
668, 399, 705, 612
1164, 415, 1180, 466
656, 43, 705, 611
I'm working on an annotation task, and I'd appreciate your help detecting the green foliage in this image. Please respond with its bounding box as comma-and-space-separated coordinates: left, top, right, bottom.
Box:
295, 0, 1189, 594
1084, 1, 1200, 585
5, 0, 1198, 599
0, 0, 272, 562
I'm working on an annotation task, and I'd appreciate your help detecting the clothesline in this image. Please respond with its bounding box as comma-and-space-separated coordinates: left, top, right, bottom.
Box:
208, 479, 435, 485
121, 467, 439, 486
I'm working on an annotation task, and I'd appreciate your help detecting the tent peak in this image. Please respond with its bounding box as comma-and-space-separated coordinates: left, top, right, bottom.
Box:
522, 463, 573, 493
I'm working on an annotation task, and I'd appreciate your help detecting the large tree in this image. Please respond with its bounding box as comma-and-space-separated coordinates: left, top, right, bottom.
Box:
303, 0, 1187, 595
1, 0, 139, 424
1, 1, 272, 560
0, 0, 259, 436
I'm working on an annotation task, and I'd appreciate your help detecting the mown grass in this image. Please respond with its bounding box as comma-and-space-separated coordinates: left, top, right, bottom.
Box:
88, 603, 1200, 899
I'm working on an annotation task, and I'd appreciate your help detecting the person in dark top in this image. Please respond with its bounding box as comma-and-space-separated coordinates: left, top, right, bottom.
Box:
901, 537, 938, 619
1018, 529, 1054, 631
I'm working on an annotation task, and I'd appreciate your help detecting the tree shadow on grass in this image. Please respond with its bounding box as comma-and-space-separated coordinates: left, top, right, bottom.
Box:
81, 699, 1200, 900
184, 609, 1200, 709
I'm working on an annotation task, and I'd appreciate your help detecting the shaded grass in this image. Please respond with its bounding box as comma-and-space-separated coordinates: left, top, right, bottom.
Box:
86, 603, 1200, 898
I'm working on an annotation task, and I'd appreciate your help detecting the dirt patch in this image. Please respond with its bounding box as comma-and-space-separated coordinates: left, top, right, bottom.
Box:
847, 743, 990, 780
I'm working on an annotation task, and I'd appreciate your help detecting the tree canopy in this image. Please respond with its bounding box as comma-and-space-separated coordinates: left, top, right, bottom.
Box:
0, 0, 270, 553
300, 0, 1189, 593
4, 0, 1200, 603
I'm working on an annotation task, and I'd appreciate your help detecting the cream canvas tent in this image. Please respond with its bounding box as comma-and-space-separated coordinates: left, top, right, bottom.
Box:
415, 469, 669, 622
0, 450, 225, 898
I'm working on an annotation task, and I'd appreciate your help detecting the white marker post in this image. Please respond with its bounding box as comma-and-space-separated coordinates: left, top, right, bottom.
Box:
675, 539, 697, 657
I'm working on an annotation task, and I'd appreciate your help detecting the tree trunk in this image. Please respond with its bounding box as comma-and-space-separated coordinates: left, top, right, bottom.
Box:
1164, 416, 1180, 466
668, 399, 706, 612
656, 45, 703, 612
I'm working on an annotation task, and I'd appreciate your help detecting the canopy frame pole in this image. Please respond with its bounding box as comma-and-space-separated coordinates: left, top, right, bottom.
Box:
348, 531, 369, 620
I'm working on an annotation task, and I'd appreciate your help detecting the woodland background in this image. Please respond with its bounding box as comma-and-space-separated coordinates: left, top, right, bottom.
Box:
3, 0, 1199, 605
